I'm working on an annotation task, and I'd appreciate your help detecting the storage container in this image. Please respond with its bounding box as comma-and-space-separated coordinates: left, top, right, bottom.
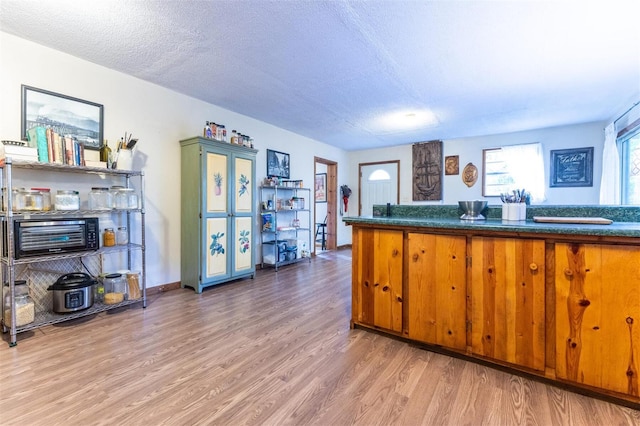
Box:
103, 273, 127, 304
109, 186, 124, 208
126, 272, 141, 299
31, 187, 51, 211
114, 188, 138, 209
103, 228, 116, 247
116, 227, 128, 245
17, 189, 44, 211
55, 190, 80, 210
3, 294, 35, 327
89, 187, 112, 210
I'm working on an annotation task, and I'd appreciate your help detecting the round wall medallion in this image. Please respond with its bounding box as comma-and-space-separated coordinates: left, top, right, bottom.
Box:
462, 162, 478, 187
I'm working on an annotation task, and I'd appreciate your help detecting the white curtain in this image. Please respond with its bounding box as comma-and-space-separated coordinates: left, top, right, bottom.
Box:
502, 142, 546, 203
599, 123, 620, 205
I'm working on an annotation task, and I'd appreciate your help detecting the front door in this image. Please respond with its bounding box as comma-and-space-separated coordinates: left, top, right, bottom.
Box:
359, 161, 399, 216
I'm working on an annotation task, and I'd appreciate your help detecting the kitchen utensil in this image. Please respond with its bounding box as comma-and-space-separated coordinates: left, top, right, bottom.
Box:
458, 200, 488, 220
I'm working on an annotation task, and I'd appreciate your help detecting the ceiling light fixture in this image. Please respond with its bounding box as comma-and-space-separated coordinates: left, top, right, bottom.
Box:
376, 109, 439, 132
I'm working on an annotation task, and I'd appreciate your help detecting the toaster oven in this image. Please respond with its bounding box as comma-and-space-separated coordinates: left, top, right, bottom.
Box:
8, 218, 99, 259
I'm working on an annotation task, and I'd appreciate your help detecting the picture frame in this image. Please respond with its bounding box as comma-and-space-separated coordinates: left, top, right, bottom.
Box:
550, 147, 594, 187
445, 155, 459, 175
315, 173, 327, 203
266, 149, 290, 179
21, 85, 104, 150
412, 140, 443, 201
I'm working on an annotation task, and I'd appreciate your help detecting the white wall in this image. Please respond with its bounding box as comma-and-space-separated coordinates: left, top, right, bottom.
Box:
0, 32, 350, 288
347, 121, 606, 212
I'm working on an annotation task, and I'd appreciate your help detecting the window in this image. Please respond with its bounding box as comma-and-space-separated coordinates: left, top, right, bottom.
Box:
482, 142, 545, 202
619, 124, 640, 204
368, 169, 391, 181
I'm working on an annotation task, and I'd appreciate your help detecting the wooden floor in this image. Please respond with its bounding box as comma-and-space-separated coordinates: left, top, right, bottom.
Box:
1, 249, 638, 425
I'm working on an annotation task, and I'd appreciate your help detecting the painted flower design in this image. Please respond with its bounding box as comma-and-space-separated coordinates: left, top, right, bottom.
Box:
238, 230, 250, 253
238, 174, 250, 197
213, 172, 223, 196
209, 232, 225, 255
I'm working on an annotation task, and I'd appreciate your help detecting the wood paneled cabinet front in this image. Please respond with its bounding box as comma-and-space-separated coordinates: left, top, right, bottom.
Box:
351, 228, 403, 333
555, 243, 640, 398
470, 237, 546, 372
406, 233, 467, 350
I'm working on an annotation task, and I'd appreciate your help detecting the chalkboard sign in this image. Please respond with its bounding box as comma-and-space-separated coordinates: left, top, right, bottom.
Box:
550, 147, 593, 187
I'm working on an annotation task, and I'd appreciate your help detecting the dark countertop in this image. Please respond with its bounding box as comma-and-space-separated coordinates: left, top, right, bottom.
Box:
343, 216, 640, 238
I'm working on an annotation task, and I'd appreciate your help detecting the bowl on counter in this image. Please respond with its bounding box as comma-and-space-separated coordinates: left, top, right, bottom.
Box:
458, 200, 488, 220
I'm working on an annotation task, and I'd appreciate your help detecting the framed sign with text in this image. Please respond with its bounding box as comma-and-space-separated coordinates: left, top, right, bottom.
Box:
550, 147, 593, 187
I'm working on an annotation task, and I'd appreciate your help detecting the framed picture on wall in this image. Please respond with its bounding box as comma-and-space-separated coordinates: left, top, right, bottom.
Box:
550, 147, 594, 187
266, 149, 290, 179
21, 85, 104, 150
315, 173, 327, 202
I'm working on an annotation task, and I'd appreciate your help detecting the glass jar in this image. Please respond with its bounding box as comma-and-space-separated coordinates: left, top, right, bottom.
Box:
17, 189, 44, 211
89, 187, 112, 210
94, 278, 105, 303
115, 188, 138, 209
116, 227, 128, 245
103, 273, 127, 304
126, 272, 141, 299
4, 188, 23, 211
31, 188, 51, 211
3, 280, 29, 303
109, 186, 124, 208
103, 228, 116, 247
4, 294, 35, 327
55, 190, 80, 210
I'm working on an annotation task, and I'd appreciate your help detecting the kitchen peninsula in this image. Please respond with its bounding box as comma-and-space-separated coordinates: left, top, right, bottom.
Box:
344, 205, 640, 407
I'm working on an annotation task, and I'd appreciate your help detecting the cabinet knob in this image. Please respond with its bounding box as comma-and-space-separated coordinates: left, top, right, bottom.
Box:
564, 268, 573, 277
529, 263, 538, 271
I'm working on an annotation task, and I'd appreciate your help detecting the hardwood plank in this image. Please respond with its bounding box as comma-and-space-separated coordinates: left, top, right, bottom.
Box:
1, 249, 638, 425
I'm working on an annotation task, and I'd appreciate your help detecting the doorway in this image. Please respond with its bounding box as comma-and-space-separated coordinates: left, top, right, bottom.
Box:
314, 157, 337, 253
359, 161, 400, 216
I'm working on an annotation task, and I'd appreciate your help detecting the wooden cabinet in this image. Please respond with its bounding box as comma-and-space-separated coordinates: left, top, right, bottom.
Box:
555, 243, 640, 397
349, 220, 640, 404
351, 228, 403, 332
470, 237, 546, 371
406, 233, 467, 350
180, 137, 257, 293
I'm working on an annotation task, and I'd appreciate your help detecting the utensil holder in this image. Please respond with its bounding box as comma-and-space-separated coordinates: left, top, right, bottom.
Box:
115, 149, 133, 170
503, 203, 526, 221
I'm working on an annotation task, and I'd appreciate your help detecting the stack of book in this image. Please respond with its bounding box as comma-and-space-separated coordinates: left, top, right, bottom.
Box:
1, 140, 38, 162
25, 126, 86, 166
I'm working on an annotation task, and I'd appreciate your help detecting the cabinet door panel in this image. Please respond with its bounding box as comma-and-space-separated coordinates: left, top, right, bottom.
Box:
555, 243, 640, 397
234, 216, 253, 272
205, 217, 229, 279
407, 233, 467, 350
206, 152, 228, 213
234, 156, 253, 214
471, 237, 545, 371
352, 228, 403, 332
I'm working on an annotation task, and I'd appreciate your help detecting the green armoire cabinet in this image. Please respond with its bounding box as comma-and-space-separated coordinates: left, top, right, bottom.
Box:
180, 137, 258, 293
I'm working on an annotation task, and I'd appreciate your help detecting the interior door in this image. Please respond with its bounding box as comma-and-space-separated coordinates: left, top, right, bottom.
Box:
359, 162, 399, 216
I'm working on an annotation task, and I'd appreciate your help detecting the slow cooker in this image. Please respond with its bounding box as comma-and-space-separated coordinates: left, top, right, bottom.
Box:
47, 273, 96, 313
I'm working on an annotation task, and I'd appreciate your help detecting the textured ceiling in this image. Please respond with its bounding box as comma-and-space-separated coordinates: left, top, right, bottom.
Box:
1, 0, 639, 151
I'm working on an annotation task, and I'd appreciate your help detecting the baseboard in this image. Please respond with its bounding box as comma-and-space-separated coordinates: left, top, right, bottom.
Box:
146, 281, 181, 295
